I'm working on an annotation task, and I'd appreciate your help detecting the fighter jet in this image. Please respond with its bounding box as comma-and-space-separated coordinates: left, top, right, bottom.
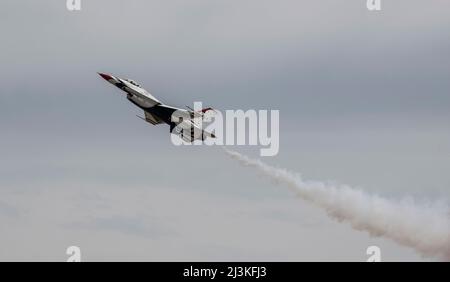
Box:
98, 73, 215, 142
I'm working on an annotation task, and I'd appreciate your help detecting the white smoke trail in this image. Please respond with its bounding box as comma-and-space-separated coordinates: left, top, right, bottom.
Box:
224, 149, 450, 261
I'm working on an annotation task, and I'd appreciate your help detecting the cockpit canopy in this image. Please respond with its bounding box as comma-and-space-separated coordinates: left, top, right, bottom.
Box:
125, 79, 140, 87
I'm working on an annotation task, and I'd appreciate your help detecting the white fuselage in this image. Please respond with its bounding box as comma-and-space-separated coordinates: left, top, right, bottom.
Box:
118, 78, 161, 108
98, 73, 161, 108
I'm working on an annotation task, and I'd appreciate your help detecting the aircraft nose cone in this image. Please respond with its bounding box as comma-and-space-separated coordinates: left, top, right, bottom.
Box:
98, 72, 113, 81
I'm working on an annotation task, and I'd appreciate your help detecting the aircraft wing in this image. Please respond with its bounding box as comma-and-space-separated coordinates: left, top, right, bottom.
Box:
141, 104, 216, 141
137, 111, 164, 125
171, 119, 215, 142
144, 111, 163, 125
185, 106, 216, 119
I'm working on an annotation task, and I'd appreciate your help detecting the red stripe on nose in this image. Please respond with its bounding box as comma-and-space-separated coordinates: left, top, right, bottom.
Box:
98, 72, 113, 81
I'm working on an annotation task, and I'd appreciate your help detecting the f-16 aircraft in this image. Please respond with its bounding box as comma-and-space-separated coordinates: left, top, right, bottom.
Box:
98, 73, 216, 142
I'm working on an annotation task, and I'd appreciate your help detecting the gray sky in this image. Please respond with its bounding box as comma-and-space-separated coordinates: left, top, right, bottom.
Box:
0, 0, 449, 261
